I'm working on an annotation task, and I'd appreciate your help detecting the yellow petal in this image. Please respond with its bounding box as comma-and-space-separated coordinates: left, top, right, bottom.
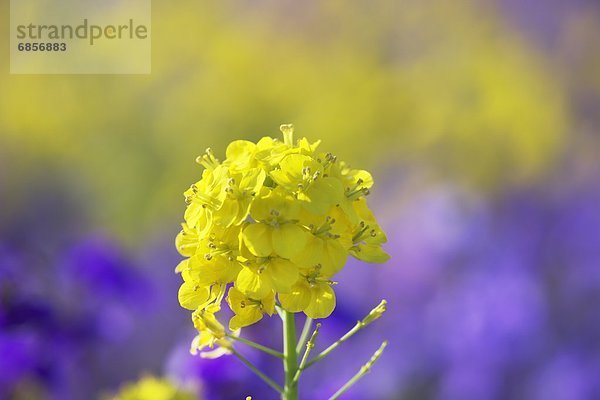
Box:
174, 259, 189, 273
304, 177, 344, 214
229, 311, 263, 330
240, 168, 266, 193
241, 223, 273, 257
305, 285, 336, 319
322, 239, 349, 276
216, 200, 240, 227
226, 286, 246, 314
268, 258, 299, 293
272, 224, 309, 259
249, 190, 273, 221
218, 258, 243, 283
178, 281, 210, 310
186, 256, 222, 286
190, 245, 241, 284
184, 203, 205, 228
250, 187, 300, 222
270, 154, 313, 188
290, 236, 321, 269
226, 140, 256, 170
226, 286, 268, 327
175, 224, 198, 257
260, 291, 276, 316
292, 237, 348, 277
199, 211, 214, 238
278, 280, 311, 312
354, 170, 374, 188
236, 267, 272, 298
351, 244, 391, 263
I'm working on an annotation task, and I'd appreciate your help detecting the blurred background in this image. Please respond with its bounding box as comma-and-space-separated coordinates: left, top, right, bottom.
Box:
1, 0, 600, 399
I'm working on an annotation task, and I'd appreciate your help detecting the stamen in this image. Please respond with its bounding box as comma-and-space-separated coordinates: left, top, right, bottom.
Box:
195, 148, 220, 170
353, 222, 371, 243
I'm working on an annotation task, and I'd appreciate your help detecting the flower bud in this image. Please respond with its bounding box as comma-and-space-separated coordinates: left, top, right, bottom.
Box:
361, 299, 387, 326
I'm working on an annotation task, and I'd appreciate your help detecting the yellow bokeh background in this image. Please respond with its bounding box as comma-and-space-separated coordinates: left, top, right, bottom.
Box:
2, 0, 594, 243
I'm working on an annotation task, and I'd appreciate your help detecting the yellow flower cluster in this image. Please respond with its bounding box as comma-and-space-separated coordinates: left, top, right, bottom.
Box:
176, 125, 389, 348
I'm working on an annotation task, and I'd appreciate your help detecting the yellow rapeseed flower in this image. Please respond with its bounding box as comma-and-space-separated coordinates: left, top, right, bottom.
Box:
176, 125, 389, 348
110, 376, 196, 400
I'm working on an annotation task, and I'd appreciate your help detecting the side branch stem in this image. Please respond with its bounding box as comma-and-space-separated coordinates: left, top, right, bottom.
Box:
226, 334, 284, 359
303, 320, 364, 370
328, 341, 388, 400
231, 348, 283, 394
293, 323, 321, 384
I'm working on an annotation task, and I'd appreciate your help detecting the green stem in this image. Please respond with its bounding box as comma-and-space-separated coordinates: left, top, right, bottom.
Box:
296, 317, 313, 354
303, 320, 363, 370
282, 310, 299, 400
231, 348, 283, 394
226, 334, 284, 359
293, 323, 321, 384
328, 341, 388, 400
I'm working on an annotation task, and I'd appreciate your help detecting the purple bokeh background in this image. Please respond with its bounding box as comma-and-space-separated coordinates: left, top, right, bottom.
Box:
2, 1, 600, 399
4, 161, 600, 399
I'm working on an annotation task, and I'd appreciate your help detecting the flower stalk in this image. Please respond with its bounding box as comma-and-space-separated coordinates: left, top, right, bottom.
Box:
282, 310, 299, 400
